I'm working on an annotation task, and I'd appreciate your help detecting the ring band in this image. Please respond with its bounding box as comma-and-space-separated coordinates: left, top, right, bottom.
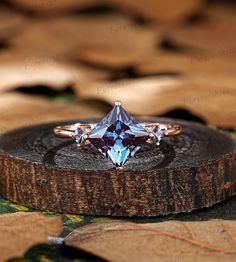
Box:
54, 123, 181, 138
53, 101, 182, 169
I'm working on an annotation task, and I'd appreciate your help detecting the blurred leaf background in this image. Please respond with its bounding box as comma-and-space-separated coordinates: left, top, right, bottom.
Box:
0, 0, 236, 261
0, 0, 235, 131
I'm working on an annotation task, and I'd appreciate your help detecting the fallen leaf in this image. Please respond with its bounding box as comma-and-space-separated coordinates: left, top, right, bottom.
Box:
205, 3, 236, 29
74, 76, 236, 129
0, 6, 27, 39
135, 51, 236, 104
165, 21, 236, 51
0, 212, 62, 261
8, 0, 103, 13
11, 14, 158, 69
8, 0, 203, 22
154, 2, 236, 52
69, 14, 158, 68
0, 93, 104, 133
111, 0, 204, 22
136, 51, 236, 78
65, 220, 236, 262
0, 52, 109, 92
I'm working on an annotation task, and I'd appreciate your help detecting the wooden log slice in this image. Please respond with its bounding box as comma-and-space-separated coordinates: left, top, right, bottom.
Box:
0, 118, 235, 217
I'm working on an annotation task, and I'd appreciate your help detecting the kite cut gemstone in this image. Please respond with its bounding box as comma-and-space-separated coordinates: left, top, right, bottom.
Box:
88, 103, 149, 167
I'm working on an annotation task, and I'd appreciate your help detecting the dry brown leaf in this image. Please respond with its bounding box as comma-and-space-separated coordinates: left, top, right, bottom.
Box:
205, 3, 236, 29
9, 0, 203, 22
0, 93, 104, 133
66, 14, 158, 68
0, 212, 62, 261
0, 52, 108, 92
137, 51, 236, 78
74, 76, 236, 129
10, 15, 158, 69
0, 6, 27, 39
65, 220, 236, 262
158, 3, 236, 51
8, 0, 102, 13
165, 21, 236, 52
112, 0, 204, 22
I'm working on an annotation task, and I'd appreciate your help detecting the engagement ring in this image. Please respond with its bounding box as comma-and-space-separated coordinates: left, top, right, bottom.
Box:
54, 101, 182, 169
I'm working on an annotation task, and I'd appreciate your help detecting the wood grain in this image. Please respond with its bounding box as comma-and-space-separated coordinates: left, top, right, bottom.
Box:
0, 118, 235, 217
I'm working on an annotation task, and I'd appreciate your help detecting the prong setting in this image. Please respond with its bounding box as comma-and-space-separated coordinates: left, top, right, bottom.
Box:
116, 166, 124, 171
115, 101, 122, 106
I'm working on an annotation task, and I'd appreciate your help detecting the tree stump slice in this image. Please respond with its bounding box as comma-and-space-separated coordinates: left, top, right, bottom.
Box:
0, 118, 235, 217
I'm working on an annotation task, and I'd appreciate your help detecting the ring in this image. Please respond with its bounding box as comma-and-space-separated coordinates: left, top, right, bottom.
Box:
54, 101, 182, 170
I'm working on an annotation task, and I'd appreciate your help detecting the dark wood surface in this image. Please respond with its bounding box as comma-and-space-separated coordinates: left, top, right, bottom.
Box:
0, 118, 235, 217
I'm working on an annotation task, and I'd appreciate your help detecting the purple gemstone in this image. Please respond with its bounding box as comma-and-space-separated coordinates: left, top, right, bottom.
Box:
88, 103, 149, 167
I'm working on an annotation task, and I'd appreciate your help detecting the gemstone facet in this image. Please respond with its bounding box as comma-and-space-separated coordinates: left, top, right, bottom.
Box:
88, 103, 149, 167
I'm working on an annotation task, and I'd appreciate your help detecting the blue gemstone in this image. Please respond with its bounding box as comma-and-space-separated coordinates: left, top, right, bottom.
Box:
88, 103, 148, 167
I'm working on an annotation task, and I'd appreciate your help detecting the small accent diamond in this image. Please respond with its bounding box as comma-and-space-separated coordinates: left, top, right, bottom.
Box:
74, 127, 85, 146
153, 126, 164, 144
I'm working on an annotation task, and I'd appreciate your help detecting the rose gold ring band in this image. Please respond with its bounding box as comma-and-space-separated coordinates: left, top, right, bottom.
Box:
54, 123, 182, 139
